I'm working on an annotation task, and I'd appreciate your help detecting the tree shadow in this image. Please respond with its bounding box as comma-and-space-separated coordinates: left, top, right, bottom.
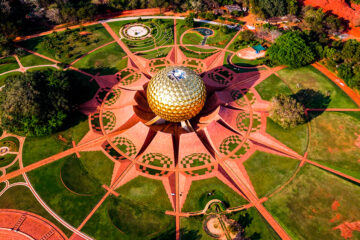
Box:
151, 228, 201, 240
76, 66, 120, 76
291, 88, 331, 121
226, 211, 262, 240
179, 228, 202, 240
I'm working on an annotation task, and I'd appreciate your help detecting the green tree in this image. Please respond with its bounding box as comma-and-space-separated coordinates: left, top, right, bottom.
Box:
270, 94, 306, 129
267, 31, 315, 68
0, 70, 71, 136
185, 14, 195, 28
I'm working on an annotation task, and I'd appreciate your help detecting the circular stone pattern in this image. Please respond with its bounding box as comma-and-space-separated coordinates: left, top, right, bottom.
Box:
121, 23, 151, 40
147, 66, 207, 122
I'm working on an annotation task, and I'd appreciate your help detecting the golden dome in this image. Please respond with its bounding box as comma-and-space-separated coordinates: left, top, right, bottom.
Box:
147, 66, 207, 122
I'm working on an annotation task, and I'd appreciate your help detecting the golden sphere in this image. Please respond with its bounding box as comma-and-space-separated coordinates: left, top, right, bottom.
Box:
147, 66, 207, 122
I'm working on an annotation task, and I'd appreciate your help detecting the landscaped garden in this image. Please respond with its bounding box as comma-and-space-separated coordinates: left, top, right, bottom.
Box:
0, 13, 359, 240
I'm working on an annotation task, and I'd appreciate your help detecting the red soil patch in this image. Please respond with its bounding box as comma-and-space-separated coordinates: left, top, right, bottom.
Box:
355, 134, 360, 148
330, 213, 342, 223
302, 0, 360, 28
79, 31, 91, 36
332, 200, 340, 211
334, 221, 360, 239
58, 135, 68, 143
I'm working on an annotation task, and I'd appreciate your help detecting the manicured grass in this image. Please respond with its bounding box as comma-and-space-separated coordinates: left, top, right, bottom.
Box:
223, 52, 262, 73
176, 20, 188, 44
186, 46, 218, 53
27, 154, 105, 227
60, 154, 112, 195
277, 65, 358, 108
226, 208, 281, 240
182, 177, 248, 212
180, 215, 212, 240
244, 151, 300, 198
0, 182, 5, 191
0, 136, 20, 151
18, 53, 53, 67
255, 74, 293, 101
73, 42, 127, 75
266, 118, 308, 155
79, 151, 114, 186
0, 186, 72, 236
203, 26, 237, 48
137, 47, 172, 59
23, 113, 89, 166
0, 154, 17, 168
26, 66, 57, 72
264, 164, 360, 240
182, 32, 204, 45
180, 46, 218, 60
121, 20, 174, 52
231, 55, 264, 67
107, 20, 135, 37
18, 24, 113, 64
83, 176, 175, 239
0, 56, 19, 74
308, 111, 360, 179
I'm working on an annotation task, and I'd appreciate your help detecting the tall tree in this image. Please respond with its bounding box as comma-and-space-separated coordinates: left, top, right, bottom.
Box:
267, 31, 315, 68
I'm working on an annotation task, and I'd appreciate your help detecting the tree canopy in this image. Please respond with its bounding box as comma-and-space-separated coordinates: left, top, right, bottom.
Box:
0, 70, 71, 136
270, 94, 306, 129
266, 31, 315, 68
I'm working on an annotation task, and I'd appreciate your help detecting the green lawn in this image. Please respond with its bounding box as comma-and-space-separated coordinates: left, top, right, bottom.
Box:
18, 24, 113, 64
182, 177, 248, 212
180, 215, 212, 240
120, 20, 174, 53
0, 136, 20, 151
180, 46, 218, 60
22, 112, 89, 166
182, 32, 204, 45
0, 154, 17, 168
186, 46, 218, 53
18, 53, 53, 67
0, 186, 72, 236
231, 55, 264, 67
83, 176, 175, 240
255, 74, 293, 101
308, 111, 360, 179
226, 208, 281, 240
73, 42, 127, 75
26, 66, 57, 72
79, 151, 114, 186
264, 164, 360, 240
203, 26, 237, 49
0, 56, 19, 74
266, 117, 308, 155
181, 207, 280, 240
277, 66, 358, 109
27, 154, 105, 227
223, 52, 262, 73
60, 153, 113, 195
107, 20, 135, 38
137, 47, 172, 59
244, 151, 300, 198
176, 20, 188, 44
